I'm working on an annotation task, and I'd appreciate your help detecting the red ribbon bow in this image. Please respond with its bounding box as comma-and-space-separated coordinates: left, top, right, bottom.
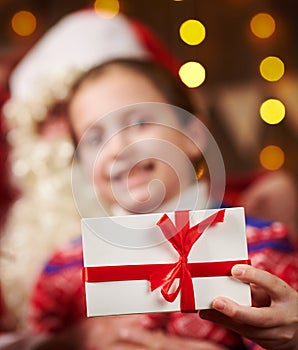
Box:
150, 209, 225, 312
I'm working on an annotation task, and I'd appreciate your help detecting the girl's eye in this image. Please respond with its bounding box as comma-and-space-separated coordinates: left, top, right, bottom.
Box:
127, 118, 150, 134
134, 118, 147, 127
128, 113, 155, 128
84, 130, 103, 146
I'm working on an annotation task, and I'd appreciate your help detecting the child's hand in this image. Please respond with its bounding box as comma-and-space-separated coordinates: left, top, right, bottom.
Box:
78, 314, 148, 349
116, 328, 229, 350
78, 316, 228, 350
200, 264, 298, 350
34, 315, 149, 350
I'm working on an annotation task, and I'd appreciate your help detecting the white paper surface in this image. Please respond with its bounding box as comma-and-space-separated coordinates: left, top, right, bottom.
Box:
82, 207, 251, 316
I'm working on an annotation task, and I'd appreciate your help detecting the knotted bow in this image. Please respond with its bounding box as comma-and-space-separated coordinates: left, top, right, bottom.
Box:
150, 209, 225, 312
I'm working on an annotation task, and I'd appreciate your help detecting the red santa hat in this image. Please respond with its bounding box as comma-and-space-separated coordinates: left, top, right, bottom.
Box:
9, 8, 179, 102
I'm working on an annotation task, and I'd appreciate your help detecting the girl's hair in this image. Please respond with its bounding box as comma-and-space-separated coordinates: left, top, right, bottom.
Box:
67, 58, 202, 120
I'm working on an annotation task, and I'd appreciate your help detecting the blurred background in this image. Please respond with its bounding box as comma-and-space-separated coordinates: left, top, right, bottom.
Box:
0, 0, 297, 176
0, 0, 297, 333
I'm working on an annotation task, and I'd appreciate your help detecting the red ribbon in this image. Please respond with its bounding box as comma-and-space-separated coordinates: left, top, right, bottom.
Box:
151, 209, 226, 311
83, 209, 250, 312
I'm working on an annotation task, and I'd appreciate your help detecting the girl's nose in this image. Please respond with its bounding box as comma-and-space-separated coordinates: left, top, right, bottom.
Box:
107, 130, 130, 160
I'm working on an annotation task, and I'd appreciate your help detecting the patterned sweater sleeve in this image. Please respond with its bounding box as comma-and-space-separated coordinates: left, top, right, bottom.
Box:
28, 238, 86, 334
246, 218, 298, 289
243, 218, 298, 350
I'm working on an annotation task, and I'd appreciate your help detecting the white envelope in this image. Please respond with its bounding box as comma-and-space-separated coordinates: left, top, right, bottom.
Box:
82, 207, 251, 316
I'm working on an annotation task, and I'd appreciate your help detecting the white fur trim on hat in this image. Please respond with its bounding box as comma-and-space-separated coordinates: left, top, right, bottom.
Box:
10, 9, 149, 101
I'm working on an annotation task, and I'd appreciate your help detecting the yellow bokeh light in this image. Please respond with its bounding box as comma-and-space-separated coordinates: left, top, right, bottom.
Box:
94, 0, 120, 18
259, 56, 285, 82
179, 61, 206, 88
259, 145, 285, 171
11, 10, 37, 37
179, 19, 206, 46
250, 13, 276, 39
260, 99, 286, 124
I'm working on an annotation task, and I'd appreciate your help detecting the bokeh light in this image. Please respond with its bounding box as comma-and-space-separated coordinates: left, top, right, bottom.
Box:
11, 10, 37, 37
260, 99, 286, 124
259, 145, 285, 170
179, 61, 206, 88
250, 13, 276, 39
94, 0, 120, 18
179, 19, 206, 46
259, 56, 285, 82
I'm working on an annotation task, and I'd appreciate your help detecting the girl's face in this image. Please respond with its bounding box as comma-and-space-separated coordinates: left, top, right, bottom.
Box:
69, 65, 201, 213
